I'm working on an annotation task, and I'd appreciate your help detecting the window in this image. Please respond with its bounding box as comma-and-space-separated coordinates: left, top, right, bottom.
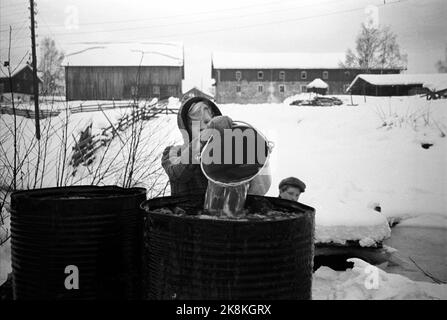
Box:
323, 71, 329, 80
16, 83, 21, 92
236, 85, 241, 93
279, 85, 285, 93
279, 71, 285, 81
301, 85, 307, 92
257, 71, 264, 80
300, 71, 307, 80
153, 85, 160, 95
235, 71, 242, 81
258, 85, 263, 93
344, 71, 350, 78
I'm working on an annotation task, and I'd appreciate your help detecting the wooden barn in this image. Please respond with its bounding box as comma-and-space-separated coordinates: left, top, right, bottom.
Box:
63, 43, 184, 101
211, 52, 401, 104
0, 64, 42, 102
346, 74, 447, 96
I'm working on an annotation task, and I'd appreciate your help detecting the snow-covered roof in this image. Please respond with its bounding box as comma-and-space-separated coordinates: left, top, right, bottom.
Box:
212, 52, 346, 69
423, 76, 447, 92
307, 78, 328, 89
0, 64, 42, 82
347, 73, 447, 92
62, 42, 184, 67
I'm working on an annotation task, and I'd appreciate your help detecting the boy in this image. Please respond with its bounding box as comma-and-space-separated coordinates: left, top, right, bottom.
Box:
278, 177, 306, 202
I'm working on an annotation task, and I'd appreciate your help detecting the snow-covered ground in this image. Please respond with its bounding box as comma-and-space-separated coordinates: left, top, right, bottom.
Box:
313, 258, 447, 300
216, 95, 447, 245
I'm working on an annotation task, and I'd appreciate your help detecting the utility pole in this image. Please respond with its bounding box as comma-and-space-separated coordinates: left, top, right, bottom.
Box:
29, 0, 40, 140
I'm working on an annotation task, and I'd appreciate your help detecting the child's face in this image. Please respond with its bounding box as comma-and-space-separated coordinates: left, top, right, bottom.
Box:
199, 109, 213, 131
188, 103, 213, 132
280, 186, 302, 202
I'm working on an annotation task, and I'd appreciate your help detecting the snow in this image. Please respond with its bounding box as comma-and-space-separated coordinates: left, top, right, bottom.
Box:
306, 78, 329, 89
0, 95, 446, 248
217, 96, 447, 246
313, 258, 447, 300
283, 92, 317, 105
0, 98, 179, 193
423, 77, 447, 92
347, 73, 447, 92
62, 42, 183, 67
212, 52, 345, 69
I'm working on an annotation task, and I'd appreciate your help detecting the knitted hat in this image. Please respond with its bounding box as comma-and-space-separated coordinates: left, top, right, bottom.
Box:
279, 177, 306, 192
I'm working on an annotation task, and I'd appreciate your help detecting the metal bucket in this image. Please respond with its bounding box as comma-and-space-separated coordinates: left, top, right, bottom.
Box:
141, 194, 315, 300
200, 121, 274, 216
10, 186, 146, 300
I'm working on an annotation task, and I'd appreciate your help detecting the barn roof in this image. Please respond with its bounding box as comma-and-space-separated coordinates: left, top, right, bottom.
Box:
347, 73, 447, 92
212, 52, 346, 69
0, 64, 42, 82
62, 42, 184, 67
182, 86, 214, 100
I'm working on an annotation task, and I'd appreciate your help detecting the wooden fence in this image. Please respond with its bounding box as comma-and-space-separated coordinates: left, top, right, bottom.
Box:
70, 99, 179, 168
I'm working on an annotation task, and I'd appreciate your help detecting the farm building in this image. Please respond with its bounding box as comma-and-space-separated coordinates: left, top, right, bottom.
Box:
181, 86, 214, 103
211, 52, 401, 103
63, 43, 184, 101
347, 73, 447, 96
0, 64, 42, 103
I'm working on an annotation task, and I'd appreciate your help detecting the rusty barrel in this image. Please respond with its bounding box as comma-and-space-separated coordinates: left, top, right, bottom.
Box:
142, 194, 315, 300
10, 186, 146, 300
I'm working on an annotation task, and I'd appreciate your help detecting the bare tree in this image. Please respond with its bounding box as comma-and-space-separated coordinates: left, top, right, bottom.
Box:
38, 37, 65, 95
435, 45, 447, 73
341, 23, 407, 70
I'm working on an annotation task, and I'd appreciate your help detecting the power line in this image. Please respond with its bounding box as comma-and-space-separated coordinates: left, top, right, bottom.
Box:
36, 0, 296, 28
66, 0, 411, 44
2, 0, 352, 38
0, 2, 27, 9
1, 0, 412, 49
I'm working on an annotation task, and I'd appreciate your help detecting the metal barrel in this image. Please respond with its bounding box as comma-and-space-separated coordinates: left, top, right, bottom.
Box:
10, 185, 146, 300
141, 194, 315, 300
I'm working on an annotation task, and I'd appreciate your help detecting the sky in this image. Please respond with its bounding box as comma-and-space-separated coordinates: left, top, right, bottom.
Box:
1, 0, 446, 92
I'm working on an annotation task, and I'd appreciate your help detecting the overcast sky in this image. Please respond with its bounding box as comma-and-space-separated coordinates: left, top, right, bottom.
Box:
1, 0, 446, 91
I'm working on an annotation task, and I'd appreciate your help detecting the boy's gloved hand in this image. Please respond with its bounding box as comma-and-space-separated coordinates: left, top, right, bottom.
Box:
207, 115, 233, 131
201, 115, 233, 141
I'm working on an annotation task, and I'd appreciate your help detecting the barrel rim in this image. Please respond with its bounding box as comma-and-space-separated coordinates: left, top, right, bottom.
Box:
141, 194, 315, 225
11, 185, 147, 202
